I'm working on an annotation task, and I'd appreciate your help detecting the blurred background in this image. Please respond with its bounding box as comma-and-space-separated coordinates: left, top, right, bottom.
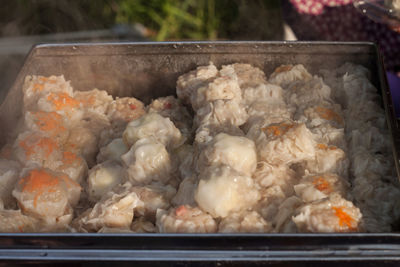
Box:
0, 0, 398, 103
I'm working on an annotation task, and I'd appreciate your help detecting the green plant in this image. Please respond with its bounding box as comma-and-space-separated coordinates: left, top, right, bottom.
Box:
114, 0, 238, 41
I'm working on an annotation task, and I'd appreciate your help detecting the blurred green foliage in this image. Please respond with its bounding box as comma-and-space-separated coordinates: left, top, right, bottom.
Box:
115, 0, 236, 41
114, 0, 282, 40
0, 0, 282, 40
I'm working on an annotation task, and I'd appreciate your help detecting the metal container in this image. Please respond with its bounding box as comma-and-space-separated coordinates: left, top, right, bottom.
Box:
0, 41, 400, 265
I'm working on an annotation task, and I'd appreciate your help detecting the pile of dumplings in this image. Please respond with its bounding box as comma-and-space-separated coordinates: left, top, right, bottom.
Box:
0, 61, 399, 233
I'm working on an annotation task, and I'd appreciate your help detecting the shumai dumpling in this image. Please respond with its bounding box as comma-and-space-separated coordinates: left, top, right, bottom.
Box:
121, 138, 173, 185
156, 205, 217, 233
0, 209, 39, 233
294, 173, 350, 203
218, 210, 271, 233
268, 64, 312, 89
194, 165, 260, 218
247, 120, 316, 165
123, 113, 184, 149
87, 160, 126, 202
22, 75, 74, 112
292, 193, 362, 232
176, 62, 218, 106
73, 189, 142, 232
12, 168, 81, 228
197, 133, 257, 176
14, 131, 63, 170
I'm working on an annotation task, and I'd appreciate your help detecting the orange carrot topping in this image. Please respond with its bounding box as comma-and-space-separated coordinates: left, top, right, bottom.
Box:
262, 123, 294, 137
317, 143, 337, 150
317, 143, 328, 150
332, 206, 355, 229
19, 135, 59, 158
65, 143, 76, 149
36, 138, 58, 157
19, 170, 58, 190
20, 169, 60, 207
62, 151, 77, 165
315, 106, 344, 124
175, 205, 187, 216
32, 83, 44, 92
274, 65, 293, 73
33, 111, 66, 135
312, 176, 332, 193
47, 92, 80, 111
164, 102, 172, 109
38, 77, 56, 84
19, 140, 30, 156
129, 104, 137, 110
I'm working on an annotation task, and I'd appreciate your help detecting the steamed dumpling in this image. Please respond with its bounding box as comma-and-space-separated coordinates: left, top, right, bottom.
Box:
197, 133, 257, 176
123, 113, 184, 149
121, 138, 173, 185
106, 97, 146, 126
247, 120, 316, 165
176, 62, 218, 105
218, 210, 271, 233
74, 89, 113, 115
292, 193, 362, 232
156, 205, 217, 233
14, 131, 63, 170
220, 63, 267, 89
147, 96, 193, 140
87, 160, 126, 202
22, 75, 74, 112
12, 168, 81, 229
73, 189, 142, 232
294, 173, 350, 203
268, 64, 312, 89
303, 143, 348, 176
96, 138, 129, 163
189, 72, 242, 111
194, 165, 260, 218
0, 209, 39, 233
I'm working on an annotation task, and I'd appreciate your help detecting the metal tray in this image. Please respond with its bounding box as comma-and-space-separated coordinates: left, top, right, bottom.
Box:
0, 41, 400, 265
